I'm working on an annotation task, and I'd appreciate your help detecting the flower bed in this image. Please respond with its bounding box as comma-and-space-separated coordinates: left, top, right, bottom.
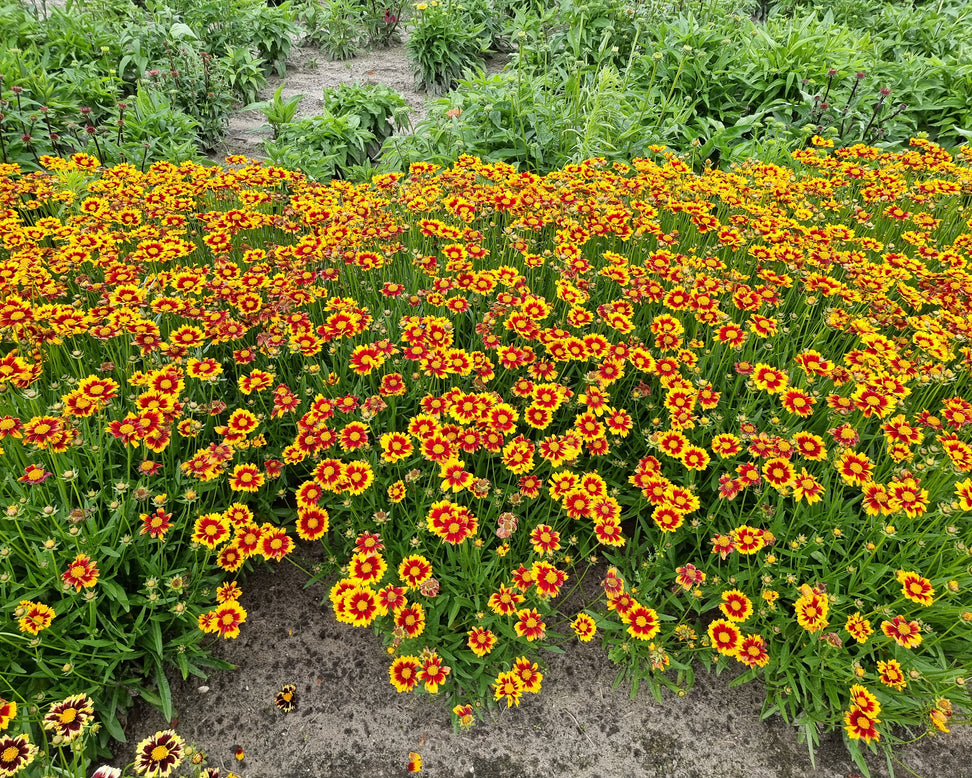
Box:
0, 140, 970, 776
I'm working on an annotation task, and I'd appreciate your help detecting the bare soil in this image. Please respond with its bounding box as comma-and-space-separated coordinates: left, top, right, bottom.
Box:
117, 556, 971, 778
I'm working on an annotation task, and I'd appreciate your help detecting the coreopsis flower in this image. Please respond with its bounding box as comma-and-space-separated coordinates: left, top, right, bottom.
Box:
18, 464, 52, 484
881, 615, 922, 649
192, 513, 231, 549
719, 590, 753, 623
735, 634, 769, 668
930, 699, 953, 733
134, 730, 184, 777
624, 605, 660, 641
512, 656, 543, 694
0, 698, 16, 730
794, 585, 829, 633
343, 587, 380, 627
17, 600, 56, 635
349, 553, 387, 587
394, 604, 426, 638
844, 706, 881, 744
426, 501, 478, 544
342, 461, 375, 495
259, 526, 293, 561
877, 659, 907, 690
416, 651, 449, 693
675, 564, 705, 590
496, 512, 518, 539
0, 734, 38, 776
211, 601, 247, 639
467, 626, 497, 658
896, 569, 935, 606
452, 704, 475, 728
733, 524, 768, 554
488, 585, 524, 616
844, 613, 873, 644
398, 555, 433, 590
389, 655, 421, 693
407, 752, 422, 773
388, 480, 406, 502
571, 613, 597, 642
708, 619, 741, 656
514, 608, 546, 641
274, 684, 297, 712
228, 463, 264, 492
528, 523, 559, 554
216, 581, 243, 604
61, 554, 100, 591
296, 505, 329, 541
493, 670, 525, 708
532, 561, 568, 599
43, 694, 94, 742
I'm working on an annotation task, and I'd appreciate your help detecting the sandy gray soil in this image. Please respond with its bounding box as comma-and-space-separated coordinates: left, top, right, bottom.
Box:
116, 556, 971, 778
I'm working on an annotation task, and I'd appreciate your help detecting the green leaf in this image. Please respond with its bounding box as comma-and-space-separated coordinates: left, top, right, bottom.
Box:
154, 658, 174, 722
101, 703, 126, 742
100, 578, 130, 612
177, 651, 189, 680
169, 22, 197, 41
149, 619, 163, 661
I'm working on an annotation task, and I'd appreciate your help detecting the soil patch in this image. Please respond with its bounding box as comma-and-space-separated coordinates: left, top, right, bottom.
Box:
117, 559, 971, 778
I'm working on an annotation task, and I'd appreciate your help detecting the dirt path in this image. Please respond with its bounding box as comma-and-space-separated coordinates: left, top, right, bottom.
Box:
116, 557, 971, 778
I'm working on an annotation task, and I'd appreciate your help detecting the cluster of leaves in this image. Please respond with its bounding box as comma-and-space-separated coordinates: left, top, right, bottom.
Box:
1, 139, 971, 776
251, 82, 409, 180
0, 0, 305, 170
378, 0, 972, 176
404, 0, 491, 94
299, 0, 407, 59
162, 0, 298, 78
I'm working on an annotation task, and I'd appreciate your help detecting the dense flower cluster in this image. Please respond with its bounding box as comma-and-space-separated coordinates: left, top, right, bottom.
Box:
1, 141, 970, 762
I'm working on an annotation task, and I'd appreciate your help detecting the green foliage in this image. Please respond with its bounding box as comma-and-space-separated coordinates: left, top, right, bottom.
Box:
140, 47, 232, 151
542, 0, 654, 69
301, 0, 362, 59
121, 82, 202, 163
298, 0, 406, 51
380, 65, 684, 174
221, 45, 268, 105
405, 1, 488, 94
265, 111, 375, 179
251, 2, 298, 77
396, 0, 971, 175
160, 0, 296, 76
245, 83, 305, 139
322, 82, 410, 149
359, 0, 405, 48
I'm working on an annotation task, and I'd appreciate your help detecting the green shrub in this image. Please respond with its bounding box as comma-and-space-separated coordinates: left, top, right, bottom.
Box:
405, 1, 487, 94
301, 0, 362, 60
221, 45, 268, 105
322, 82, 409, 150
380, 66, 684, 174
265, 111, 375, 179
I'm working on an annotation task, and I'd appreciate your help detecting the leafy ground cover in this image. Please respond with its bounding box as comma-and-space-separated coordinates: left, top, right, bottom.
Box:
0, 137, 970, 777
